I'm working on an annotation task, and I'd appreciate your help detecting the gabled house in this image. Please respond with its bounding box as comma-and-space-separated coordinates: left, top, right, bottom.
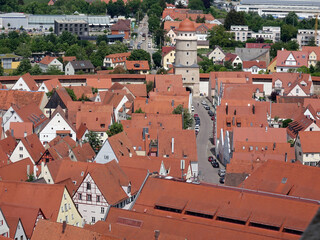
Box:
110, 20, 131, 40
44, 88, 72, 117
39, 56, 63, 72
94, 131, 136, 164
0, 209, 9, 238
287, 113, 320, 139
295, 131, 320, 166
276, 50, 308, 72
38, 78, 62, 93
10, 133, 45, 164
242, 60, 267, 74
0, 203, 44, 240
235, 48, 270, 66
207, 46, 226, 64
76, 111, 113, 144
0, 181, 82, 227
272, 72, 313, 96
39, 106, 77, 145
103, 52, 131, 68
73, 160, 137, 224
11, 73, 38, 91
2, 103, 47, 133
0, 136, 17, 166
302, 46, 320, 67
224, 53, 242, 68
65, 60, 94, 75
4, 216, 27, 240
162, 46, 175, 70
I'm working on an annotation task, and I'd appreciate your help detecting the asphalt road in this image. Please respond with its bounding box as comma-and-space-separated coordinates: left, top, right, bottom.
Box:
193, 97, 225, 185
134, 15, 155, 57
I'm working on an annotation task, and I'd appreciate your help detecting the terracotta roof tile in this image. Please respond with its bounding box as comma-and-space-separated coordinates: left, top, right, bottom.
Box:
0, 157, 33, 181
71, 143, 95, 162
162, 46, 175, 56
243, 60, 266, 69
110, 20, 130, 31
276, 50, 308, 68
124, 84, 147, 97
31, 219, 119, 240
0, 135, 17, 157
12, 103, 47, 129
0, 181, 66, 221
20, 133, 45, 163
125, 60, 149, 71
299, 131, 320, 153
76, 111, 112, 132
246, 43, 272, 49
105, 52, 131, 64
41, 78, 62, 92
62, 56, 76, 62
302, 46, 320, 61
87, 77, 112, 89
40, 56, 57, 65
106, 131, 136, 161
242, 159, 320, 200
68, 86, 94, 99
0, 90, 45, 110
9, 122, 33, 139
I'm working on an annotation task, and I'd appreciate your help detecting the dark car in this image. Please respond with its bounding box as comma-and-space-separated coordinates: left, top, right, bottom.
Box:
218, 169, 226, 177
208, 156, 214, 162
211, 115, 215, 121
195, 118, 200, 125
219, 176, 225, 184
208, 110, 214, 116
211, 160, 219, 168
205, 105, 210, 110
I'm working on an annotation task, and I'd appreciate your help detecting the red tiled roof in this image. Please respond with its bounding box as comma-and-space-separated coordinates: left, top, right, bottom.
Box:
162, 46, 175, 57
0, 90, 45, 110
125, 60, 149, 71
13, 103, 47, 129
124, 84, 147, 97
106, 131, 136, 161
242, 159, 320, 200
299, 131, 320, 153
246, 43, 272, 49
105, 52, 131, 64
10, 122, 33, 139
40, 56, 56, 65
276, 50, 308, 68
20, 133, 45, 163
110, 20, 130, 31
62, 56, 76, 62
76, 111, 112, 132
32, 219, 119, 240
20, 73, 38, 91
0, 157, 33, 181
42, 78, 62, 92
302, 46, 320, 61
243, 60, 266, 69
87, 77, 112, 89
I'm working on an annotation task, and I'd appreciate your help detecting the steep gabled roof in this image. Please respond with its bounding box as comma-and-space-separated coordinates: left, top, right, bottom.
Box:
276, 50, 308, 68
40, 56, 57, 65
110, 19, 130, 31
20, 73, 38, 91
0, 90, 45, 110
41, 78, 62, 92
125, 60, 149, 71
107, 131, 136, 161
9, 122, 33, 139
0, 157, 33, 181
20, 133, 45, 163
13, 103, 47, 128
299, 131, 320, 153
243, 60, 266, 69
69, 60, 94, 70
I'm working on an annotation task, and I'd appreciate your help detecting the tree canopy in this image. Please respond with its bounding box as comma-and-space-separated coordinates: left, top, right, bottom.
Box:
107, 122, 124, 137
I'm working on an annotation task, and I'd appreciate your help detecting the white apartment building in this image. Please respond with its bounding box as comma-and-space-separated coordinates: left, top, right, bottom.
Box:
231, 25, 280, 42
297, 29, 320, 47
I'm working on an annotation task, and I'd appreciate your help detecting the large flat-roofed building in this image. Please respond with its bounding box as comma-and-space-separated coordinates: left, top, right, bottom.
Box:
0, 13, 28, 29
236, 0, 320, 19
297, 29, 320, 47
54, 20, 89, 36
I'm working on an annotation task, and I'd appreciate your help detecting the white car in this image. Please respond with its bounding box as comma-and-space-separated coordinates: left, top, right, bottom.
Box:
201, 100, 206, 105
195, 126, 200, 132
191, 106, 194, 112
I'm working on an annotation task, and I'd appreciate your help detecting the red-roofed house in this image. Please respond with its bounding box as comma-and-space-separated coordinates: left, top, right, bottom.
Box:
242, 60, 266, 74
11, 73, 38, 91
103, 52, 131, 68
38, 78, 62, 93
276, 50, 308, 72
9, 122, 33, 140
246, 43, 272, 49
295, 131, 320, 166
162, 46, 175, 70
224, 53, 242, 68
110, 20, 131, 40
301, 46, 320, 67
73, 160, 138, 224
10, 133, 45, 164
39, 56, 63, 72
125, 60, 149, 74
86, 77, 112, 91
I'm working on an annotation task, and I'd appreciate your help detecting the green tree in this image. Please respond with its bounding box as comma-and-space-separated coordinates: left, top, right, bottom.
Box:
14, 58, 31, 75
148, 14, 160, 34
282, 119, 293, 128
207, 25, 242, 48
297, 66, 309, 74
14, 43, 32, 58
106, 122, 123, 137
46, 66, 64, 75
284, 12, 298, 26
152, 51, 162, 68
134, 108, 145, 113
128, 49, 151, 66
29, 65, 42, 75
146, 81, 154, 94
172, 105, 193, 129
224, 9, 245, 30
307, 37, 316, 46
148, 3, 162, 18
0, 60, 3, 76
66, 88, 77, 101
281, 24, 298, 42
188, 0, 205, 11
65, 44, 87, 60
85, 131, 102, 153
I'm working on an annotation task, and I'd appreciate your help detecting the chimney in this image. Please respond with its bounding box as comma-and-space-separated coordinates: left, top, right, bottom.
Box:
146, 99, 148, 104
225, 103, 228, 115
273, 142, 276, 150
129, 152, 132, 157
154, 230, 160, 240
109, 224, 111, 232
252, 105, 255, 114
62, 221, 67, 233
171, 137, 174, 154
127, 181, 131, 194
265, 126, 268, 132
234, 109, 236, 115
24, 131, 27, 137
11, 129, 14, 137
285, 152, 287, 162
171, 100, 174, 107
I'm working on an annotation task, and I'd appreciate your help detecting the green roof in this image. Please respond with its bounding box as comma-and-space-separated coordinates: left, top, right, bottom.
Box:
0, 54, 20, 59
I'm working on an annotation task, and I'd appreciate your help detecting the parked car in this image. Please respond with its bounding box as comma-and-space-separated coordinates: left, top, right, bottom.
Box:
218, 169, 226, 177
208, 110, 214, 116
208, 156, 214, 162
205, 106, 210, 110
194, 113, 199, 119
211, 116, 215, 121
195, 126, 200, 132
191, 106, 194, 112
201, 100, 206, 105
195, 119, 200, 125
219, 176, 225, 184
211, 160, 219, 168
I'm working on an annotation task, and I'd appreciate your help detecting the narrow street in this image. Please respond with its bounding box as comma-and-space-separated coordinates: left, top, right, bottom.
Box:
134, 15, 155, 57
193, 97, 225, 184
